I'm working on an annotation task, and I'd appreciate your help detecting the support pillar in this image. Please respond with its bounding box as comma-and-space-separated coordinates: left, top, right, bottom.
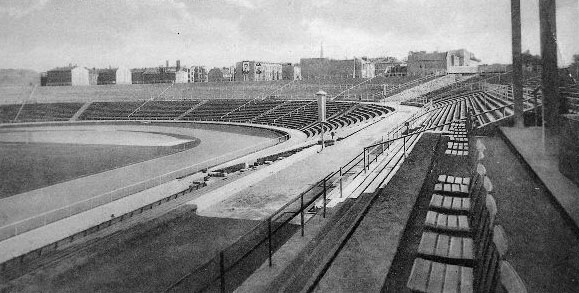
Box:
511, 0, 524, 127
539, 0, 560, 153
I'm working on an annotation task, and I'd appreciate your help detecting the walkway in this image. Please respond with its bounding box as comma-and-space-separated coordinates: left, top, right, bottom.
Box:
196, 106, 418, 220
500, 126, 579, 229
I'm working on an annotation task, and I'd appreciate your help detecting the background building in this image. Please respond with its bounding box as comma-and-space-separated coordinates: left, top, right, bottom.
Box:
221, 66, 235, 81
446, 49, 480, 74
299, 57, 372, 79
282, 63, 302, 80
234, 61, 282, 82
371, 57, 407, 76
208, 67, 225, 82
45, 66, 89, 86
133, 61, 188, 84
360, 57, 375, 79
88, 69, 98, 85
407, 49, 481, 75
190, 66, 208, 82
406, 51, 448, 76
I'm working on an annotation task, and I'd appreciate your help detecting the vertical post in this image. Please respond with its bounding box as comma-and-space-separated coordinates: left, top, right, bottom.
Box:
339, 167, 343, 198
219, 251, 225, 293
539, 0, 560, 153
404, 122, 409, 157
403, 135, 406, 157
268, 217, 272, 267
363, 148, 367, 171
300, 194, 304, 236
511, 0, 524, 127
534, 89, 540, 126
323, 178, 327, 218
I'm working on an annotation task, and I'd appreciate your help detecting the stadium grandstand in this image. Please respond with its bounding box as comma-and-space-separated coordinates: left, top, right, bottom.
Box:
1, 2, 578, 293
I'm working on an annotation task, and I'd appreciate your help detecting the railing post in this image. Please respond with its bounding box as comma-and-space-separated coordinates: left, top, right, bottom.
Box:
268, 217, 272, 267
339, 167, 343, 198
403, 135, 407, 157
300, 194, 304, 236
363, 148, 367, 172
323, 178, 327, 218
219, 251, 225, 293
534, 90, 539, 126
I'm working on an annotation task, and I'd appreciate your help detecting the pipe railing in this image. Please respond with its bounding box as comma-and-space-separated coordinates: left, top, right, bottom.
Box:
165, 111, 430, 292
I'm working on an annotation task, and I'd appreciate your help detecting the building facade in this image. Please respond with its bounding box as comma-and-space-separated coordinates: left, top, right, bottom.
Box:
446, 49, 480, 74
45, 66, 89, 86
281, 63, 302, 80
407, 49, 481, 76
208, 67, 225, 82
190, 66, 208, 82
406, 51, 448, 76
372, 57, 407, 76
360, 58, 376, 79
299, 58, 370, 80
234, 61, 283, 82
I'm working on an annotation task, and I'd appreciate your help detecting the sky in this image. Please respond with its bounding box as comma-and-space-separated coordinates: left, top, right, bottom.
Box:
0, 0, 577, 71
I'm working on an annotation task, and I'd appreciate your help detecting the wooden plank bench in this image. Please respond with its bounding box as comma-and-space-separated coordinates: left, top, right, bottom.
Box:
438, 175, 471, 186
421, 196, 494, 264
445, 150, 470, 156
429, 194, 471, 214
407, 258, 474, 293
434, 182, 470, 195
447, 142, 469, 150
448, 136, 468, 142
409, 232, 501, 293
500, 260, 528, 293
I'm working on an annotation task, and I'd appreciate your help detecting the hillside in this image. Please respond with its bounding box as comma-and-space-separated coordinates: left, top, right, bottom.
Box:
0, 69, 40, 86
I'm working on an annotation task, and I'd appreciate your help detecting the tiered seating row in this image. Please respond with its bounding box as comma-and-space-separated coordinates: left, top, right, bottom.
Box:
2, 100, 393, 138
0, 103, 84, 123
407, 123, 526, 292
420, 91, 514, 132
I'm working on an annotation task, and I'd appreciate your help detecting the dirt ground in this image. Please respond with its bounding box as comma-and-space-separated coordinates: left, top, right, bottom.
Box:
2, 206, 261, 293
480, 135, 579, 292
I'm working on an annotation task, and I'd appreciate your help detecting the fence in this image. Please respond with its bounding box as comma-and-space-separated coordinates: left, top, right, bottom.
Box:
165, 109, 432, 292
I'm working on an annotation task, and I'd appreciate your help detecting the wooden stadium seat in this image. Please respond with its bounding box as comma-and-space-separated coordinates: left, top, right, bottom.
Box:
493, 225, 509, 258
449, 136, 469, 142
438, 175, 471, 186
409, 239, 501, 293
407, 258, 474, 292
476, 163, 487, 176
434, 182, 470, 196
500, 261, 528, 293
421, 193, 494, 264
448, 142, 470, 150
445, 150, 470, 156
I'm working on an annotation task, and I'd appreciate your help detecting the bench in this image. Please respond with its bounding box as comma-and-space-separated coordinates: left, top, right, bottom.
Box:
445, 150, 470, 156
434, 182, 469, 195
438, 175, 471, 186
448, 136, 469, 142
409, 227, 501, 293
447, 142, 469, 150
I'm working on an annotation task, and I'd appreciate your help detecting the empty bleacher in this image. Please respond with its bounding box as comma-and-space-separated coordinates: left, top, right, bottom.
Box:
404, 122, 526, 292
0, 102, 84, 123
2, 97, 393, 137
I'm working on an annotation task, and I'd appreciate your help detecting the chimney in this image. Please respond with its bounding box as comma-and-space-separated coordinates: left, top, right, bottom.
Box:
166, 60, 169, 68
176, 60, 181, 70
